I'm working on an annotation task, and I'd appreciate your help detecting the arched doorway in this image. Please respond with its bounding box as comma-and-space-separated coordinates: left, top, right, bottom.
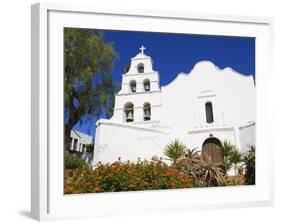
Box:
202, 137, 222, 163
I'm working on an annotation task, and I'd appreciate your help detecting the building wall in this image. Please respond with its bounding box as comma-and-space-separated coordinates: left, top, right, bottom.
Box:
187, 128, 236, 151
93, 60, 256, 166
70, 130, 93, 152
161, 61, 256, 143
93, 120, 171, 167
239, 122, 256, 153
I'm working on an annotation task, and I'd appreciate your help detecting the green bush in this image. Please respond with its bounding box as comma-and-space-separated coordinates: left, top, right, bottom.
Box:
163, 140, 227, 187
64, 152, 86, 170
176, 155, 226, 187
85, 144, 94, 153
64, 140, 252, 194
243, 145, 255, 185
64, 156, 191, 194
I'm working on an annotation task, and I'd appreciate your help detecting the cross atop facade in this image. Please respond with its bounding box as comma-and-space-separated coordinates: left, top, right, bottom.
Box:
140, 45, 146, 54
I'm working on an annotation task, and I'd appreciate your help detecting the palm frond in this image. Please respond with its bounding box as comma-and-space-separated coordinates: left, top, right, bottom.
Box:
163, 139, 186, 165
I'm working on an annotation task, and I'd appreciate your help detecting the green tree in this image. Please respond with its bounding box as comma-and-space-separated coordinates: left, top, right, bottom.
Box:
123, 65, 130, 73
217, 140, 234, 174
64, 28, 118, 145
243, 145, 255, 185
164, 139, 186, 165
229, 148, 243, 175
85, 143, 95, 153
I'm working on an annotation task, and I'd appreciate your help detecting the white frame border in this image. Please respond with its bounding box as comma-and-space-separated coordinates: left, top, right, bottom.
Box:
31, 2, 274, 221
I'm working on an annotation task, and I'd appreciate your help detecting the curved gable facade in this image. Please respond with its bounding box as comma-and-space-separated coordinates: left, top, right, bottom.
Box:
93, 49, 256, 170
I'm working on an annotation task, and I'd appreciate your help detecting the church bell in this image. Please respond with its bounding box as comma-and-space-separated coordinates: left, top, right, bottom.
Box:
127, 111, 133, 122
144, 84, 150, 91
144, 109, 151, 120
132, 86, 136, 92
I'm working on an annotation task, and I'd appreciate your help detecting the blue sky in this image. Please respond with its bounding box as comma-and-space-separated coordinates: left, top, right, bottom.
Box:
73, 30, 255, 137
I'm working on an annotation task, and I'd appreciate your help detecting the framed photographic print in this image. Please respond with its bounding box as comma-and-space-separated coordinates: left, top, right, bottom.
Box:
31, 2, 274, 221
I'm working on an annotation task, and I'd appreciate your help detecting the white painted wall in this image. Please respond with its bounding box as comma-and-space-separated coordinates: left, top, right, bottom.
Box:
161, 61, 256, 150
93, 119, 170, 166
161, 61, 256, 135
239, 122, 256, 153
94, 59, 256, 166
70, 130, 93, 152
111, 50, 162, 124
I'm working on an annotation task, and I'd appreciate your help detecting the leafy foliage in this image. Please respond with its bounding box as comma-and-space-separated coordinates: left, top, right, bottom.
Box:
64, 141, 255, 194
197, 158, 226, 187
176, 153, 226, 187
85, 143, 95, 153
243, 145, 255, 185
65, 152, 87, 170
229, 147, 243, 175
164, 139, 186, 165
216, 140, 243, 175
217, 140, 234, 158
175, 148, 201, 178
167, 141, 247, 187
64, 28, 119, 143
64, 156, 191, 194
217, 140, 234, 174
166, 142, 227, 187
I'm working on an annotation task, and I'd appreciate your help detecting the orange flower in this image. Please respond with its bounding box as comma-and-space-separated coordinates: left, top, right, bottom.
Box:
167, 170, 174, 177
64, 187, 74, 194
94, 187, 101, 193
83, 182, 92, 187
170, 182, 176, 188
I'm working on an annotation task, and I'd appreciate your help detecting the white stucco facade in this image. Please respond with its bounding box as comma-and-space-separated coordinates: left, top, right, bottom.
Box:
70, 130, 93, 153
93, 46, 256, 167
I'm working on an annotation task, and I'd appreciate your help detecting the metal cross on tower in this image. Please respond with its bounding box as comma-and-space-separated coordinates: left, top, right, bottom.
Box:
140, 45, 146, 54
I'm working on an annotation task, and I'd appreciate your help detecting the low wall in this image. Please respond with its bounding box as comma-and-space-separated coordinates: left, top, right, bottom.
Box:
93, 121, 171, 167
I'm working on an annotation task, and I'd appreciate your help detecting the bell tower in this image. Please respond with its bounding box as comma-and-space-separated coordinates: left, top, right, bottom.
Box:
111, 46, 162, 124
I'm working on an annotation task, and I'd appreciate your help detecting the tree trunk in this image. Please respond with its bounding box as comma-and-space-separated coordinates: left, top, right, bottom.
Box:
64, 89, 81, 149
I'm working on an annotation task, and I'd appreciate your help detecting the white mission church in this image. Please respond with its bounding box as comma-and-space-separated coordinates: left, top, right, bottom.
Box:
86, 46, 256, 167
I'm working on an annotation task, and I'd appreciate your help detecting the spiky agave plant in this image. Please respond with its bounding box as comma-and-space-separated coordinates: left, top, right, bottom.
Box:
184, 147, 199, 159
163, 139, 186, 165
199, 158, 226, 187
176, 147, 201, 178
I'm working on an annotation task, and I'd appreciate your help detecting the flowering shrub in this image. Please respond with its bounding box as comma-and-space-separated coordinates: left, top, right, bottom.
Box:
64, 156, 191, 194
65, 151, 85, 170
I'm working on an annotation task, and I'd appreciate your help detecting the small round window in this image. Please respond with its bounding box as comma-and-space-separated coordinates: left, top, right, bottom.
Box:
137, 63, 144, 73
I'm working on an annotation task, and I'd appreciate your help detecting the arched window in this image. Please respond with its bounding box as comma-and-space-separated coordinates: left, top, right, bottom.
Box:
143, 79, 150, 92
137, 63, 144, 73
143, 102, 151, 121
124, 102, 134, 122
205, 102, 214, 123
129, 80, 136, 92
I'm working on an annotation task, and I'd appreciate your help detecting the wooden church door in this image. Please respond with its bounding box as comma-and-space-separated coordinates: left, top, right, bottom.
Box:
202, 138, 222, 163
